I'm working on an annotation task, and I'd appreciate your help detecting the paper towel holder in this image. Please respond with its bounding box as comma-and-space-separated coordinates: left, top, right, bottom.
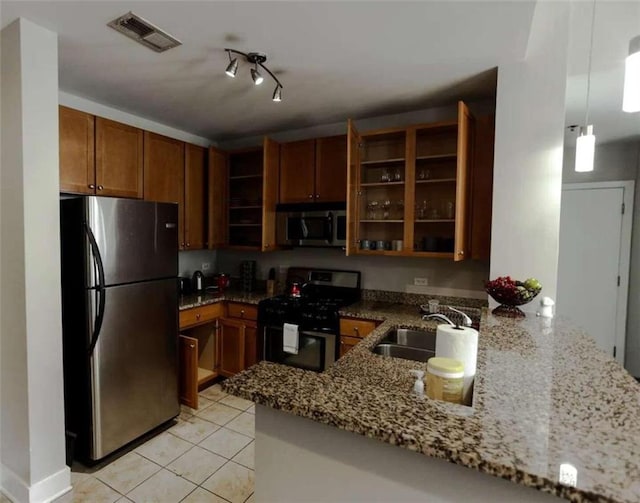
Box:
423, 306, 472, 330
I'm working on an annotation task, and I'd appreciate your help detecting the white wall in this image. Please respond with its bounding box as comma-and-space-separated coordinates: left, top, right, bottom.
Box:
1, 18, 70, 502
490, 1, 570, 308
179, 250, 217, 278
624, 142, 640, 376
59, 91, 214, 147
217, 249, 489, 298
562, 139, 640, 183
219, 99, 495, 150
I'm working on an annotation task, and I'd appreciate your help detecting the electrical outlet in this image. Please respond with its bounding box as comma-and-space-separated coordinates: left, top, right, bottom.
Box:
559, 463, 577, 487
202, 262, 211, 271
414, 277, 428, 286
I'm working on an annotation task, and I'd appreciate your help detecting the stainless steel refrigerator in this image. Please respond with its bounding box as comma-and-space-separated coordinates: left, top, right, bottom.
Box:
60, 196, 180, 462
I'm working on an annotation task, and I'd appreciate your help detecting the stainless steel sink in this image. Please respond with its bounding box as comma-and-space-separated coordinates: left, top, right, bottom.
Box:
373, 343, 434, 362
378, 328, 436, 351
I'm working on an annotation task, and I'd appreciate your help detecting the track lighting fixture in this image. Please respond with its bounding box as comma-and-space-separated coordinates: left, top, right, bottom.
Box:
272, 85, 282, 102
225, 52, 238, 78
251, 64, 264, 85
224, 48, 283, 101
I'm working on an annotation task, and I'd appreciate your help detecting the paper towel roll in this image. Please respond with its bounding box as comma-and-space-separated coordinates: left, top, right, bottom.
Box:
435, 325, 478, 405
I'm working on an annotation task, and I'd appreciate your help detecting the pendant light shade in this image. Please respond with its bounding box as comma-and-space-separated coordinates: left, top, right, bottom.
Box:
575, 125, 596, 172
623, 35, 640, 113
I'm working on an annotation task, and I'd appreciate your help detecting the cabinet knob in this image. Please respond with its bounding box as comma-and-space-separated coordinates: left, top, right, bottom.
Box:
97, 185, 104, 191
315, 194, 320, 199
186, 243, 190, 248
353, 327, 359, 333
180, 242, 185, 248
196, 314, 201, 320
189, 344, 195, 348
265, 244, 270, 249
240, 310, 245, 317
88, 184, 96, 189
458, 250, 465, 256
308, 194, 313, 199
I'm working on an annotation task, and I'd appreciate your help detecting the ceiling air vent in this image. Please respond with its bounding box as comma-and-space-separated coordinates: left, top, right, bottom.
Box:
107, 12, 181, 53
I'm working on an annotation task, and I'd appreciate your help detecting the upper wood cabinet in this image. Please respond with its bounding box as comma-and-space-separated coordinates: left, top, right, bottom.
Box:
315, 135, 348, 203
280, 139, 316, 203
95, 118, 144, 198
280, 135, 348, 204
59, 106, 95, 194
470, 114, 494, 261
347, 101, 474, 261
208, 137, 280, 252
144, 131, 186, 246
185, 143, 207, 250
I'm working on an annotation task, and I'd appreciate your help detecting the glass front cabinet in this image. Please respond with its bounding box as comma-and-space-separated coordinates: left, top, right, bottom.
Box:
347, 101, 473, 261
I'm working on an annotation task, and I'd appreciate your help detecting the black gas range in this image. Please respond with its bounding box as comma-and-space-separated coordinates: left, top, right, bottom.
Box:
258, 268, 361, 372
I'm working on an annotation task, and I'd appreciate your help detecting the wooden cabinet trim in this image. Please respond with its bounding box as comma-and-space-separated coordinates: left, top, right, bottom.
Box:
185, 143, 207, 250
339, 318, 377, 338
179, 303, 224, 330
59, 106, 95, 194
95, 117, 144, 198
178, 334, 199, 409
208, 146, 228, 249
262, 137, 280, 251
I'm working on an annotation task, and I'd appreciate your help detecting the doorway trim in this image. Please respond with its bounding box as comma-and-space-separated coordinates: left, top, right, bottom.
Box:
562, 180, 634, 365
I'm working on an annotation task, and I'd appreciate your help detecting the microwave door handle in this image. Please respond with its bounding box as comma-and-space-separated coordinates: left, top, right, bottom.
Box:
326, 213, 334, 244
301, 218, 309, 239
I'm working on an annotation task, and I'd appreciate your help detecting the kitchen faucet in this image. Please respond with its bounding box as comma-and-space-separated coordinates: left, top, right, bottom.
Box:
422, 306, 473, 327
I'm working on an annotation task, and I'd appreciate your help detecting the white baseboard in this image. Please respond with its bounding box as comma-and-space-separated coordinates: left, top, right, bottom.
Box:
1, 464, 70, 503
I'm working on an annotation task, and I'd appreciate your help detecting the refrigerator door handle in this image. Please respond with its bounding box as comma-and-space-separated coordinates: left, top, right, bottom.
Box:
84, 222, 106, 355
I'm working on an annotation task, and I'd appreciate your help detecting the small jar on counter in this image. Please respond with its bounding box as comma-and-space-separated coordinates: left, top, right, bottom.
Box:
426, 357, 464, 404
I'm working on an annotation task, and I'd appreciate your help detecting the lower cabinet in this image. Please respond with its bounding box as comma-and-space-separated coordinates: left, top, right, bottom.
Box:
219, 318, 246, 377
179, 334, 199, 409
339, 335, 361, 358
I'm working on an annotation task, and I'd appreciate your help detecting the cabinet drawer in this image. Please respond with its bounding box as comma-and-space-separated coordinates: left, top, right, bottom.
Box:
339, 335, 361, 358
339, 318, 377, 338
180, 303, 223, 329
227, 302, 258, 321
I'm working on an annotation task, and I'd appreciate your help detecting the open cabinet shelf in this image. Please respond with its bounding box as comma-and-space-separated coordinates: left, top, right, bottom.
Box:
346, 101, 473, 261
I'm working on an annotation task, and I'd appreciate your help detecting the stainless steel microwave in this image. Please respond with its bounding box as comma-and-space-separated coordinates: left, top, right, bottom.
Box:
276, 205, 347, 248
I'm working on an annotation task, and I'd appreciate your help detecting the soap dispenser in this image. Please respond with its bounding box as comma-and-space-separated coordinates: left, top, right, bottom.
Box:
410, 370, 425, 397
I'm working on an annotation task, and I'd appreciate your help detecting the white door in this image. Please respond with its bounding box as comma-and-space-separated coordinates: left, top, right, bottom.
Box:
557, 184, 630, 362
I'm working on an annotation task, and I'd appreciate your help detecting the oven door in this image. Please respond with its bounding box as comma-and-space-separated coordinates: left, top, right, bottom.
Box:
263, 326, 336, 372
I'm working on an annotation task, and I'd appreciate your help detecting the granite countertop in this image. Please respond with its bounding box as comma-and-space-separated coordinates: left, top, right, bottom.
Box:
179, 290, 271, 310
223, 300, 640, 503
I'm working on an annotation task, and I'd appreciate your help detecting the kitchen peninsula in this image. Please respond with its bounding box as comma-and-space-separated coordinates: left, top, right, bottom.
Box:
224, 304, 640, 503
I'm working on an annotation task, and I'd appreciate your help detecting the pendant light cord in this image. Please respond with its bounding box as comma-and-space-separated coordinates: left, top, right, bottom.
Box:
585, 0, 597, 127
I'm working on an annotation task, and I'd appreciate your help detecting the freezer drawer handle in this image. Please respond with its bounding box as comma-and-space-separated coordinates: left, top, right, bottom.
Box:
84, 222, 106, 356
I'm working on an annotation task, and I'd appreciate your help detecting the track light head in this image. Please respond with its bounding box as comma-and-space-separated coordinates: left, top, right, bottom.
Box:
225, 58, 238, 78
272, 86, 282, 102
251, 65, 264, 85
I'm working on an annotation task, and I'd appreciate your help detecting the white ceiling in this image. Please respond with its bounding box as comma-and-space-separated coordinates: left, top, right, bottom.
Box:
564, 0, 640, 146
0, 1, 537, 141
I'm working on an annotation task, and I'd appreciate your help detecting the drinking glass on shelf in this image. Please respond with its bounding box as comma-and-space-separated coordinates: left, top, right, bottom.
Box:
396, 199, 405, 219
380, 169, 390, 183
394, 169, 402, 182
443, 200, 455, 220
418, 168, 431, 180
382, 199, 391, 219
367, 200, 379, 220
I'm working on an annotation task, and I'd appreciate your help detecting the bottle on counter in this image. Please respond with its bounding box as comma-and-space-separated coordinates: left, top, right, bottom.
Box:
426, 357, 464, 404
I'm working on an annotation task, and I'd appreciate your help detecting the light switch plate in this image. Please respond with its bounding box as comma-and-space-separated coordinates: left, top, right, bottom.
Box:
202, 262, 211, 271
414, 277, 429, 286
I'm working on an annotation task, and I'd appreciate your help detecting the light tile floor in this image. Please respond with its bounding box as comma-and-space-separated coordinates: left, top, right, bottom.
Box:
59, 384, 255, 503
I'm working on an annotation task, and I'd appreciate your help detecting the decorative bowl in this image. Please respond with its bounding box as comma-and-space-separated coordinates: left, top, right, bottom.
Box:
485, 276, 542, 318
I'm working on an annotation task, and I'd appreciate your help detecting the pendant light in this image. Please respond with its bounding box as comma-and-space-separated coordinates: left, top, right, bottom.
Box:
575, 0, 597, 173
623, 35, 640, 113
224, 49, 283, 102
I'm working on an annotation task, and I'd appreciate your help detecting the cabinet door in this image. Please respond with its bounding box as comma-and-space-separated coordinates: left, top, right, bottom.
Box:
470, 114, 494, 261
219, 318, 246, 377
144, 132, 186, 247
339, 335, 360, 358
244, 322, 258, 368
208, 146, 228, 249
262, 137, 280, 251
185, 143, 207, 250
454, 101, 473, 262
59, 106, 95, 194
346, 120, 361, 255
279, 139, 315, 204
95, 118, 143, 198
179, 335, 199, 409
315, 135, 347, 203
